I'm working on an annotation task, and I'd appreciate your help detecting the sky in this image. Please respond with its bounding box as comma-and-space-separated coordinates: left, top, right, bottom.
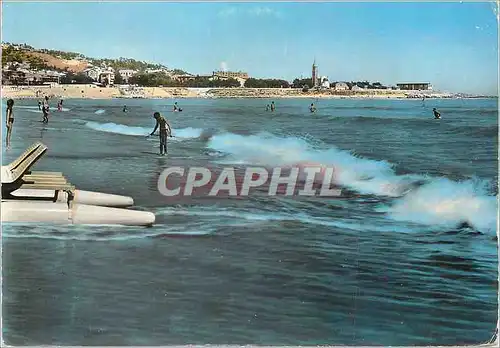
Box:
2, 1, 499, 95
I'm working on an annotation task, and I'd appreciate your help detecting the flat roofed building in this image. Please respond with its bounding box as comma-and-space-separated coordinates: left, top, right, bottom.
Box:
99, 71, 115, 86
396, 83, 431, 90
334, 82, 349, 91
212, 71, 249, 79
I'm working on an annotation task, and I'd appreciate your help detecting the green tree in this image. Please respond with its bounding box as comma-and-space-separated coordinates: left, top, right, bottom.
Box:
292, 78, 312, 89
244, 78, 290, 88
171, 69, 187, 75
60, 72, 94, 84
2, 45, 26, 65
129, 73, 178, 87
114, 72, 124, 85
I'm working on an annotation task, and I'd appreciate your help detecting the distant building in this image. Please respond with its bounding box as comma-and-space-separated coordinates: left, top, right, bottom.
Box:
118, 69, 138, 83
334, 82, 349, 91
99, 71, 115, 86
145, 68, 170, 75
84, 67, 102, 81
320, 76, 330, 89
212, 70, 249, 80
173, 74, 196, 83
396, 83, 431, 91
2, 68, 64, 85
212, 71, 248, 87
351, 85, 364, 91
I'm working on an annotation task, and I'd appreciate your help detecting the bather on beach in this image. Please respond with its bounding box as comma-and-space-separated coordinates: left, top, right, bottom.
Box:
149, 112, 172, 155
5, 99, 14, 149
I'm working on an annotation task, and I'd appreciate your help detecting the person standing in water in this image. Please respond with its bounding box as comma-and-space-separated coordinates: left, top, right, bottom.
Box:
57, 99, 63, 111
123, 105, 128, 112
433, 108, 441, 119
266, 104, 270, 111
5, 99, 14, 149
270, 101, 275, 112
41, 96, 50, 123
309, 103, 316, 113
38, 100, 42, 110
149, 112, 172, 155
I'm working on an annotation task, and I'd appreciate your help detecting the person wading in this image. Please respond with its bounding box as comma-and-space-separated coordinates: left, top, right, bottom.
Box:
5, 99, 15, 149
42, 96, 50, 123
149, 112, 172, 155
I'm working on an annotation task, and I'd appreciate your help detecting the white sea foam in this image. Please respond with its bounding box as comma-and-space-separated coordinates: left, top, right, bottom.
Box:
206, 131, 498, 233
85, 121, 203, 140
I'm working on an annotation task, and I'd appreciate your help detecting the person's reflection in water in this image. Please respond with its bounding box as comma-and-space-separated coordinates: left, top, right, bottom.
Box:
40, 125, 47, 140
148, 157, 168, 192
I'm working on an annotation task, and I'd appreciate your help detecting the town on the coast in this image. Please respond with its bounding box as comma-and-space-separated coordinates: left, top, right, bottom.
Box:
1, 42, 483, 100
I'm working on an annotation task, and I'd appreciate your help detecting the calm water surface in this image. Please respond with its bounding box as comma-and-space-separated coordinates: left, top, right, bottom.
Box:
1, 97, 498, 345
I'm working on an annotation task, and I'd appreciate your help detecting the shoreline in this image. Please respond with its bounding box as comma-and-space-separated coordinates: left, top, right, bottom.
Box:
1, 84, 494, 100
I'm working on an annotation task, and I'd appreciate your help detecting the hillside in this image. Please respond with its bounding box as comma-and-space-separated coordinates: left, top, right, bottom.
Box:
1, 43, 186, 74
28, 51, 89, 73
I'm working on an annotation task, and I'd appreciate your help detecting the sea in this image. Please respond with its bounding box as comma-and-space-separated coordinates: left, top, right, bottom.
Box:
1, 97, 498, 345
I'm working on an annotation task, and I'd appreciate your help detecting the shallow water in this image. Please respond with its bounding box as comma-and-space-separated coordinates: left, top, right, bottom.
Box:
1, 97, 498, 345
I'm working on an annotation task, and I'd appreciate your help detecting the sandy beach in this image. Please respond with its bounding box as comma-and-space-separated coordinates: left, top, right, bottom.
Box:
1, 84, 456, 100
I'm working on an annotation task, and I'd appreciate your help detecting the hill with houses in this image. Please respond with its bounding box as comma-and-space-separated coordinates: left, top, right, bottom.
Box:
1, 42, 188, 86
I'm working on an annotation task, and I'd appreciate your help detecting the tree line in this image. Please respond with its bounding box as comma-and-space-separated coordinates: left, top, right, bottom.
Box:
244, 78, 290, 88
127, 73, 240, 87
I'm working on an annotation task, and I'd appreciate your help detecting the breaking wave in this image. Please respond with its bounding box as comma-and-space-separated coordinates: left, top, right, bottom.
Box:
85, 121, 203, 140
206, 131, 498, 233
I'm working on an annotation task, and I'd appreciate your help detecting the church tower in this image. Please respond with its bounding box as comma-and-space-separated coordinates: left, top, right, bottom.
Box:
312, 59, 318, 87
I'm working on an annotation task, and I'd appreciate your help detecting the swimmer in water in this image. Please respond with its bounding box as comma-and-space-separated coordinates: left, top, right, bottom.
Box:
433, 108, 441, 119
149, 112, 172, 155
173, 102, 178, 112
123, 105, 128, 112
5, 99, 14, 149
266, 104, 270, 111
309, 103, 316, 113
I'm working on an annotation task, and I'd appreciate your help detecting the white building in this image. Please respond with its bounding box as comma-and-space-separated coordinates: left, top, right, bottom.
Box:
351, 85, 364, 91
99, 71, 115, 86
145, 68, 170, 75
334, 82, 349, 91
320, 76, 330, 89
118, 69, 138, 83
84, 67, 102, 81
